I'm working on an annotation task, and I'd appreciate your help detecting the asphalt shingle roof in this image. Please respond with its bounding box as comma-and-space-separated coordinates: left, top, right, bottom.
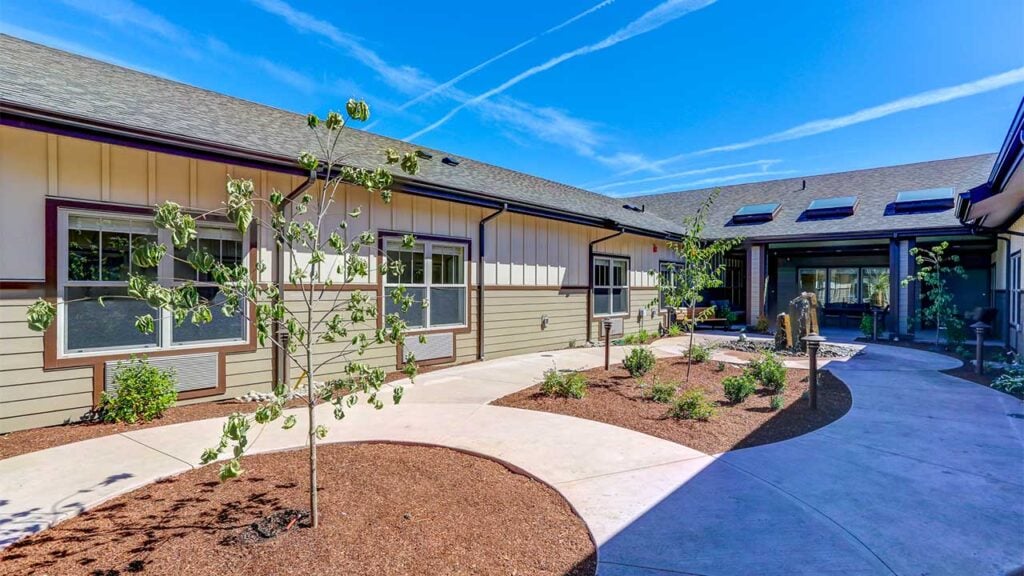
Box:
0, 34, 684, 236
632, 154, 996, 240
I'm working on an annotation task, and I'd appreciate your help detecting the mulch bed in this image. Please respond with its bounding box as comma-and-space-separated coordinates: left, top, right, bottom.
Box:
1, 364, 466, 461
492, 357, 851, 454
0, 443, 596, 576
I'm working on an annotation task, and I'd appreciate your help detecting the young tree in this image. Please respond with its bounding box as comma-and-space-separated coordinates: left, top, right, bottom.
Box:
26, 100, 423, 528
659, 189, 742, 382
901, 241, 966, 350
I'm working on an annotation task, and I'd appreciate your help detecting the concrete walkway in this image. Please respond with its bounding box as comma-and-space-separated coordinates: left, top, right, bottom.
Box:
2, 338, 1022, 575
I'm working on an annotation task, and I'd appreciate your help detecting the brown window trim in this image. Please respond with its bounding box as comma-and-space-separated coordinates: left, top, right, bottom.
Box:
42, 197, 259, 404
376, 230, 473, 338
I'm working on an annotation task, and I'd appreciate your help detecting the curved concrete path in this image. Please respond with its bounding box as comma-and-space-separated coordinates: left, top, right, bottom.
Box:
2, 339, 1022, 575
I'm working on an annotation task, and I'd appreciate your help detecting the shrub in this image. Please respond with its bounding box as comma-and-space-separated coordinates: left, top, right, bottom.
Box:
645, 379, 677, 404
669, 389, 716, 421
623, 347, 657, 377
689, 343, 711, 364
714, 361, 726, 372
754, 315, 770, 333
747, 351, 787, 393
540, 368, 588, 399
945, 316, 967, 348
859, 314, 873, 337
722, 373, 756, 404
992, 364, 1024, 397
770, 394, 784, 411
99, 356, 177, 423
667, 323, 683, 337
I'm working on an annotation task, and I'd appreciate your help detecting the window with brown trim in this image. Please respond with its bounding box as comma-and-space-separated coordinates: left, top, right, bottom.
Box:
384, 239, 467, 330
593, 256, 629, 316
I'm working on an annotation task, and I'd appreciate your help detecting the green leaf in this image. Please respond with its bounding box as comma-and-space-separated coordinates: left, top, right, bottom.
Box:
218, 458, 242, 481
26, 299, 56, 332
346, 99, 370, 122
135, 314, 156, 334
282, 414, 297, 430
314, 425, 328, 440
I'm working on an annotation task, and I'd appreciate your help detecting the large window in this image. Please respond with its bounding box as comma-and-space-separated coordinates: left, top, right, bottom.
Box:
658, 261, 684, 309
384, 239, 467, 330
59, 209, 247, 356
798, 266, 890, 307
593, 256, 629, 316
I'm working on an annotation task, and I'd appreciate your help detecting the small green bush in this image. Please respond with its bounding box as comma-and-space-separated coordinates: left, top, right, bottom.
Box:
669, 389, 716, 421
859, 314, 873, 337
770, 394, 784, 411
714, 361, 726, 372
645, 379, 677, 404
722, 373, 756, 404
667, 323, 683, 337
99, 356, 177, 423
992, 364, 1024, 397
540, 368, 588, 399
754, 315, 770, 333
747, 351, 787, 393
689, 343, 711, 364
623, 347, 657, 377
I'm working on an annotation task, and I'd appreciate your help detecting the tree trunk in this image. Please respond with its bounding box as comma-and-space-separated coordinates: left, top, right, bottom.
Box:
307, 307, 318, 528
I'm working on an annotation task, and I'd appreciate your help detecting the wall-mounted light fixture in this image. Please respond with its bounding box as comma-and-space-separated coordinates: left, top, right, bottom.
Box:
541, 315, 550, 329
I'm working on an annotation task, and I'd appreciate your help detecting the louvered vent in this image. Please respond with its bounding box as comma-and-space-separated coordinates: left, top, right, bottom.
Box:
105, 352, 219, 393
402, 332, 454, 362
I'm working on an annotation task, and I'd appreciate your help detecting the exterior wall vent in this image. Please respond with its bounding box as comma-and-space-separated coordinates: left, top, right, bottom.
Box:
402, 332, 454, 362
104, 352, 219, 394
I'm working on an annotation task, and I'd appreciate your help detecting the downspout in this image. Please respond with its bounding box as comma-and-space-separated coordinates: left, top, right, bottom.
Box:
477, 203, 508, 360
587, 228, 625, 344
273, 169, 317, 386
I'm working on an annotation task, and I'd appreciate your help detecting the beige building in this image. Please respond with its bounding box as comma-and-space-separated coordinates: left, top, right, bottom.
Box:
1, 35, 1020, 433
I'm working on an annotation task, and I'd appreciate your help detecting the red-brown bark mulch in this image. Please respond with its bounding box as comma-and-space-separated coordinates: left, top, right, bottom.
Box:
492, 358, 851, 454
0, 443, 596, 576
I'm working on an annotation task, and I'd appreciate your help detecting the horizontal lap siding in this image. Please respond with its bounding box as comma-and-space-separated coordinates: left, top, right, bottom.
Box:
483, 290, 586, 358
0, 291, 93, 433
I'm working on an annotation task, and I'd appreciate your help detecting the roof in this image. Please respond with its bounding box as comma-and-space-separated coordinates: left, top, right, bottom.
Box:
957, 97, 1024, 229
0, 34, 684, 237
632, 154, 996, 240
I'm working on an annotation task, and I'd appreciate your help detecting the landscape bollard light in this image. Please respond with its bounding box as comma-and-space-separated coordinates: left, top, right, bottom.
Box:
971, 321, 989, 376
603, 320, 613, 370
803, 333, 826, 410
871, 307, 881, 342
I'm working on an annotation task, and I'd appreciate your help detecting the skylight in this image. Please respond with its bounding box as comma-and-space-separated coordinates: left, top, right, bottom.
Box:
893, 188, 955, 213
732, 203, 780, 224
804, 196, 858, 219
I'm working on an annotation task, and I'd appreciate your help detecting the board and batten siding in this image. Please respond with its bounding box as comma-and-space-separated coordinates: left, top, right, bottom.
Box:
0, 126, 674, 431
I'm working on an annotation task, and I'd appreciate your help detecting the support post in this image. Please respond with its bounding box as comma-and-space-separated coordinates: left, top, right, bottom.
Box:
972, 322, 989, 375
803, 333, 826, 410
603, 320, 613, 370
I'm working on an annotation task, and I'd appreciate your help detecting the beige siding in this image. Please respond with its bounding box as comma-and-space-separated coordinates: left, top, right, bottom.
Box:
483, 290, 586, 358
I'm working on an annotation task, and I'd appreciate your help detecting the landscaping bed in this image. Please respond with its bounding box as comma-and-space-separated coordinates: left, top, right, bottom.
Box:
0, 443, 596, 576
492, 356, 851, 454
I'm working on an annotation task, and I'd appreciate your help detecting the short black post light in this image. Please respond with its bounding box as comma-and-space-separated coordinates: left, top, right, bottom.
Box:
971, 321, 989, 376
803, 333, 827, 410
871, 307, 881, 342
603, 320, 613, 370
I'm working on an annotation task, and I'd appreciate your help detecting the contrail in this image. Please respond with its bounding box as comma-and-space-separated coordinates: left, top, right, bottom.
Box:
405, 0, 717, 141
399, 0, 615, 111
591, 160, 780, 191
616, 66, 1024, 177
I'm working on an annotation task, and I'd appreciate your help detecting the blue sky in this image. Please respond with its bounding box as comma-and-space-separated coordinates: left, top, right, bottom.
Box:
2, 0, 1022, 197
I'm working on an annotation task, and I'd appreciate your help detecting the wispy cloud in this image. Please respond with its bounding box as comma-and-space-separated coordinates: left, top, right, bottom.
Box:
592, 160, 781, 191
624, 169, 798, 197
398, 0, 616, 111
405, 0, 717, 142
618, 67, 1024, 177
59, 0, 182, 41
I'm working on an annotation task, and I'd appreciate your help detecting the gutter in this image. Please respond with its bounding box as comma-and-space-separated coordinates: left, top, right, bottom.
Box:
273, 170, 317, 386
586, 228, 625, 343
477, 204, 508, 360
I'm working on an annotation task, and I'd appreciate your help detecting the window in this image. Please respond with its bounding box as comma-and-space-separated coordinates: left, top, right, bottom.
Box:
805, 196, 857, 219
732, 203, 780, 224
59, 208, 247, 356
659, 261, 685, 309
859, 267, 889, 306
383, 239, 466, 329
828, 268, 859, 304
1011, 253, 1021, 329
798, 268, 826, 305
593, 256, 629, 316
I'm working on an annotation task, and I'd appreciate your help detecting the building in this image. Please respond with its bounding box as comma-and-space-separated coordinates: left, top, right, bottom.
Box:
0, 34, 1018, 432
